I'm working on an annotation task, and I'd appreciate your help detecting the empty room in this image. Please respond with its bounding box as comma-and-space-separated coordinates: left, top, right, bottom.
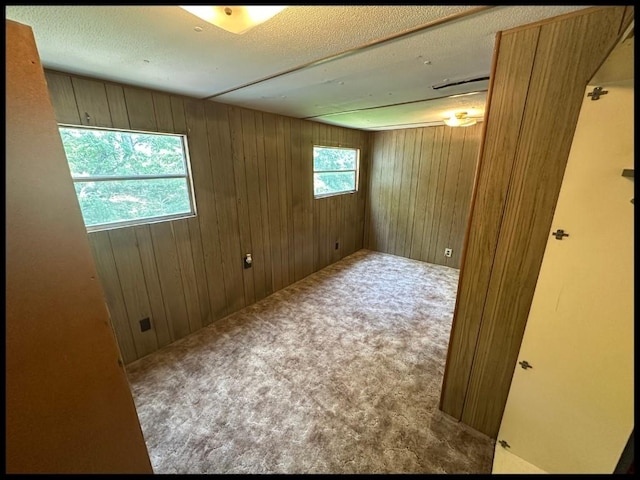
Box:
6, 5, 634, 475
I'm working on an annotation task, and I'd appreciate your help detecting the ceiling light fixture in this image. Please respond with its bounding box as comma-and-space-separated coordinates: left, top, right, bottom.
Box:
444, 111, 477, 127
180, 6, 287, 34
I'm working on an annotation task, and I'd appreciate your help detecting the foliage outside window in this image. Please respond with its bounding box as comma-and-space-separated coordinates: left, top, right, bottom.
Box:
313, 145, 359, 198
58, 125, 196, 231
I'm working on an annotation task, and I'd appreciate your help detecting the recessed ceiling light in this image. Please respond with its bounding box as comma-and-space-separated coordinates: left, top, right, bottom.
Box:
424, 60, 432, 65
194, 26, 203, 32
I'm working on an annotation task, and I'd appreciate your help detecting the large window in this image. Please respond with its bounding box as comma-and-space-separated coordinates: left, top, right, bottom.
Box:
58, 125, 196, 231
313, 145, 359, 198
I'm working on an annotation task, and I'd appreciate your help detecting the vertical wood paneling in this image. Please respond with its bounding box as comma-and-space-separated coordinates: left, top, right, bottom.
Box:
408, 127, 434, 260
366, 125, 481, 268
150, 222, 191, 341
71, 77, 112, 127
46, 72, 370, 363
240, 108, 267, 301
263, 112, 284, 291
423, 127, 450, 263
171, 95, 211, 326
387, 129, 406, 256
104, 84, 130, 129
378, 131, 396, 254
152, 93, 174, 133
254, 112, 274, 297
284, 118, 296, 281
367, 134, 385, 251
448, 126, 481, 267
228, 106, 256, 306
206, 102, 245, 315
356, 132, 370, 251
134, 225, 172, 347
171, 219, 203, 333
88, 233, 137, 364
291, 118, 305, 281
403, 129, 423, 258
44, 71, 80, 124
184, 99, 227, 322
107, 228, 158, 358
440, 28, 541, 421
435, 127, 464, 267
122, 87, 156, 131
459, 7, 626, 437
275, 116, 292, 285
300, 121, 315, 278
395, 129, 415, 257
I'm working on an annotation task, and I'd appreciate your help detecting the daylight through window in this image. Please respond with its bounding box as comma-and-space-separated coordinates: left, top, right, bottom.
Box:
58, 125, 196, 231
313, 145, 359, 198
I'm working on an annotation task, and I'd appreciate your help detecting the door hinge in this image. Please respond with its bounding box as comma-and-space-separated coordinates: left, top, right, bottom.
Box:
499, 440, 511, 449
519, 360, 533, 370
587, 86, 608, 100
552, 229, 569, 240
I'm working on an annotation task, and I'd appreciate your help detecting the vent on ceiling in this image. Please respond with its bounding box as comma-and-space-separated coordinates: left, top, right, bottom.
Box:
431, 75, 490, 90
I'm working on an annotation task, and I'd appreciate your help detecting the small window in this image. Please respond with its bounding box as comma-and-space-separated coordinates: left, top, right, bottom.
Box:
313, 145, 359, 198
58, 125, 196, 231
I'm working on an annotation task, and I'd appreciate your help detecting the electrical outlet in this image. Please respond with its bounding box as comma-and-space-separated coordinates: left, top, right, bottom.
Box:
444, 248, 452, 258
139, 317, 151, 332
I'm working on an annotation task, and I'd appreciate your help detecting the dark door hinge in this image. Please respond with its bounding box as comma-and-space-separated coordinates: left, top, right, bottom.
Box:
519, 360, 533, 370
587, 86, 608, 100
552, 229, 569, 240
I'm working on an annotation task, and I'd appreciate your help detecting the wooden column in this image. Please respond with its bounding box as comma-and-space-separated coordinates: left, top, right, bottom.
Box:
440, 6, 632, 437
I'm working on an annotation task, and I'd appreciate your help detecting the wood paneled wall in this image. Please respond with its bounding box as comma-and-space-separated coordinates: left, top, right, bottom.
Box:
45, 70, 369, 364
440, 6, 630, 438
364, 125, 481, 269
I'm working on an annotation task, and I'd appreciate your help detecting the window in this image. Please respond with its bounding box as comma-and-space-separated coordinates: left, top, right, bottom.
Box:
313, 145, 359, 198
58, 125, 196, 231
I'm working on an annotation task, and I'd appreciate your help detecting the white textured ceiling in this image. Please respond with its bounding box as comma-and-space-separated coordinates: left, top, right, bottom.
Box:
5, 5, 591, 130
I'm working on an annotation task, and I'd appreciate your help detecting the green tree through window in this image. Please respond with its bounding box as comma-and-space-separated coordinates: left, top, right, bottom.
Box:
313, 146, 359, 197
59, 126, 195, 230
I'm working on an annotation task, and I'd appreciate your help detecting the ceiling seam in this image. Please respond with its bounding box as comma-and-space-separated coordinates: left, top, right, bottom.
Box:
201, 5, 496, 101
303, 89, 489, 120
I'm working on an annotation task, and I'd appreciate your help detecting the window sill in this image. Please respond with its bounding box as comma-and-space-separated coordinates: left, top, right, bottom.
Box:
86, 212, 197, 233
313, 190, 357, 200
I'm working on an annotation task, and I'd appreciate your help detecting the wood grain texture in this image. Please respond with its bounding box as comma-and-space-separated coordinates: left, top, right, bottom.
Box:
439, 27, 541, 421
71, 77, 112, 127
184, 98, 228, 323
150, 221, 191, 341
88, 232, 138, 364
365, 124, 481, 269
44, 71, 80, 124
108, 228, 158, 358
46, 71, 369, 363
460, 6, 627, 437
134, 225, 172, 347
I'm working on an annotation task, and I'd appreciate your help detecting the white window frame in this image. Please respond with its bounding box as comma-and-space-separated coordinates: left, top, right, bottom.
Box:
312, 145, 360, 199
58, 124, 197, 232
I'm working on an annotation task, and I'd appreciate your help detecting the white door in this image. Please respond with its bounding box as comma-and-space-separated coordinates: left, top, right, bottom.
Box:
492, 79, 634, 473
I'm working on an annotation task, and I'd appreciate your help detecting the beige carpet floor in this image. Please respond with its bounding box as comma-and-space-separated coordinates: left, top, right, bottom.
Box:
125, 249, 495, 474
